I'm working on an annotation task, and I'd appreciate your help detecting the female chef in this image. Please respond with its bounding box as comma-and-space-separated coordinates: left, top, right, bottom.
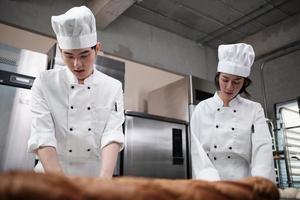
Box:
27, 6, 124, 178
191, 43, 276, 183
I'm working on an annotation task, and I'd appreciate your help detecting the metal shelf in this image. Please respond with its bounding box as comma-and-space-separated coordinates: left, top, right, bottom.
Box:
275, 100, 300, 188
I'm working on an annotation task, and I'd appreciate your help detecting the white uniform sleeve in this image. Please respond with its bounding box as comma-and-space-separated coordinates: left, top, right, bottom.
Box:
191, 106, 220, 181
100, 84, 125, 150
251, 104, 276, 183
27, 74, 57, 153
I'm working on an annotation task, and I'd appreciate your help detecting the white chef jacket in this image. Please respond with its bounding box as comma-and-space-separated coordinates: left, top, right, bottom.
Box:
191, 92, 276, 183
27, 67, 124, 177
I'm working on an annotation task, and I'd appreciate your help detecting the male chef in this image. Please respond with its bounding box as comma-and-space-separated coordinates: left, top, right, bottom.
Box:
28, 6, 124, 178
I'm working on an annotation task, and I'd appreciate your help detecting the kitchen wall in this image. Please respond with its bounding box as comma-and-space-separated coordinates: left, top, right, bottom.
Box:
249, 51, 300, 120
243, 13, 300, 58
243, 13, 300, 120
0, 23, 56, 54
99, 15, 218, 80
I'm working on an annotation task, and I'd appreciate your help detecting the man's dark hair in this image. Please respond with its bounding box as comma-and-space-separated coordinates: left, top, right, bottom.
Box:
214, 72, 252, 97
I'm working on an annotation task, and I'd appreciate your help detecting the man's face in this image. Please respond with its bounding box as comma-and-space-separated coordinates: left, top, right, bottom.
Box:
61, 43, 100, 84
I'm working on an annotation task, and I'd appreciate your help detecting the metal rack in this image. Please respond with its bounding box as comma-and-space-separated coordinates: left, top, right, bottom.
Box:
275, 100, 300, 188
267, 119, 283, 185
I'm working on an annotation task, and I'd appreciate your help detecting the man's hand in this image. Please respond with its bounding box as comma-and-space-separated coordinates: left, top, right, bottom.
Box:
99, 142, 120, 179
35, 146, 63, 175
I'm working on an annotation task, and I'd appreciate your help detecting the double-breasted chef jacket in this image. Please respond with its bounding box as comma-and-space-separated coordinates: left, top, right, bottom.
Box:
191, 92, 276, 183
28, 67, 124, 177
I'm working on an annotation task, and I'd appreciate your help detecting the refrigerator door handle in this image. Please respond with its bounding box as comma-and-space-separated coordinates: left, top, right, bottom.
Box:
297, 96, 300, 116
172, 128, 184, 165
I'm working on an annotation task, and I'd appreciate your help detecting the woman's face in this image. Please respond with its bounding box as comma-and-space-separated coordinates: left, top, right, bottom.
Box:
218, 73, 245, 102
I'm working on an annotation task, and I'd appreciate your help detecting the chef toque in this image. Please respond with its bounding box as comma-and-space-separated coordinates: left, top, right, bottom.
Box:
217, 43, 255, 77
51, 6, 97, 49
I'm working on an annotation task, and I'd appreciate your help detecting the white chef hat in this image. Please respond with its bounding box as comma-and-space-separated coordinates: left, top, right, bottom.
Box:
217, 43, 255, 77
51, 6, 97, 49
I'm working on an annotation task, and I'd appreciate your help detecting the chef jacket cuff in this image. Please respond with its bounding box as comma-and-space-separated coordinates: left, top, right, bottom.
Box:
27, 134, 57, 153
101, 130, 125, 151
196, 168, 221, 181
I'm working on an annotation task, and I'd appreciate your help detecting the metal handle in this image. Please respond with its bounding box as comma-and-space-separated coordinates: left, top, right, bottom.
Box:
297, 96, 300, 116
172, 128, 184, 165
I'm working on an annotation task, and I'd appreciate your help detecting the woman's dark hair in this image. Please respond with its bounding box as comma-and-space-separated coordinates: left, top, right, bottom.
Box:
214, 72, 252, 97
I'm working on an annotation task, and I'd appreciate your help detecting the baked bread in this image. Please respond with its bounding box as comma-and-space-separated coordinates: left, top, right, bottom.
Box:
0, 171, 279, 200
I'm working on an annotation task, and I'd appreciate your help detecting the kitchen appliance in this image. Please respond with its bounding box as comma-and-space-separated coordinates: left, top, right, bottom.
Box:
123, 111, 189, 179
0, 43, 48, 171
142, 75, 214, 178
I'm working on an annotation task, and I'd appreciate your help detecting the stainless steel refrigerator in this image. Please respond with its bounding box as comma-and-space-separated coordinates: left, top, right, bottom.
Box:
0, 43, 48, 171
123, 111, 189, 179
126, 76, 214, 179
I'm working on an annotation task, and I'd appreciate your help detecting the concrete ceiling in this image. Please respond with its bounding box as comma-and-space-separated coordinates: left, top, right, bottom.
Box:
1, 0, 299, 51
93, 0, 300, 48
81, 0, 300, 48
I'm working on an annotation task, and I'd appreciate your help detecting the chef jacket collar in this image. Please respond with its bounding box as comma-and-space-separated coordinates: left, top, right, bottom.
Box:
212, 91, 242, 107
65, 65, 97, 85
